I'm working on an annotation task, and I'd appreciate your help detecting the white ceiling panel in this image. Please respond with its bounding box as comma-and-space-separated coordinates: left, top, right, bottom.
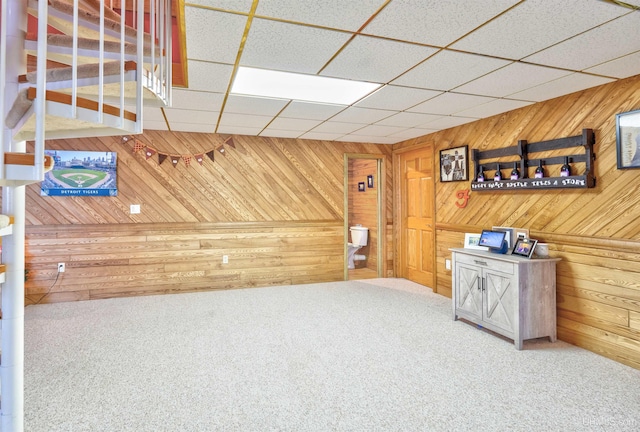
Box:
163, 109, 217, 125
508, 73, 614, 102
170, 90, 224, 112
523, 12, 640, 71
240, 18, 351, 74
218, 112, 273, 129
450, 0, 627, 59
329, 107, 397, 124
185, 7, 246, 63
456, 98, 533, 119
585, 51, 640, 79
355, 85, 441, 111
279, 101, 346, 120
186, 0, 254, 13
224, 95, 289, 116
187, 60, 234, 93
376, 112, 442, 128
392, 51, 512, 92
363, 0, 519, 47
454, 63, 571, 98
216, 125, 265, 135
267, 117, 323, 131
259, 129, 302, 138
419, 116, 477, 130
311, 122, 366, 134
388, 128, 438, 140
142, 120, 169, 131
320, 35, 437, 83
407, 93, 495, 116
352, 124, 407, 137
299, 131, 345, 141
337, 134, 397, 144
255, 0, 384, 31
170, 122, 217, 133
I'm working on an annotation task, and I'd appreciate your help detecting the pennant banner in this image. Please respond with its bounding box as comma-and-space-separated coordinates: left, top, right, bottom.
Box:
158, 153, 168, 165
183, 155, 192, 167
144, 147, 156, 160
133, 140, 145, 153
171, 156, 180, 168
120, 135, 235, 167
195, 154, 204, 165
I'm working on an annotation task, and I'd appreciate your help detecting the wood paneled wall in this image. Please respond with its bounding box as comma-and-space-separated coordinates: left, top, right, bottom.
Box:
12, 132, 393, 303
394, 74, 640, 369
348, 158, 378, 271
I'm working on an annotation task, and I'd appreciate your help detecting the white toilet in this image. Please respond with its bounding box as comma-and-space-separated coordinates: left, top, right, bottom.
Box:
348, 225, 368, 269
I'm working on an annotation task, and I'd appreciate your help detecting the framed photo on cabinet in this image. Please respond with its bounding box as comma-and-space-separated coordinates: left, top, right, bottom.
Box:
616, 109, 640, 169
440, 145, 469, 182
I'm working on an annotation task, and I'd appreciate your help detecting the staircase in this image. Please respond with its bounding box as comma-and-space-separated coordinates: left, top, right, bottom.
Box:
1, 0, 172, 429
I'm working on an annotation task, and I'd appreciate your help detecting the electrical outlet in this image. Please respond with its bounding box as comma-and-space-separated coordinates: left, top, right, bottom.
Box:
445, 259, 451, 270
58, 263, 66, 273
222, 255, 229, 264
130, 204, 141, 214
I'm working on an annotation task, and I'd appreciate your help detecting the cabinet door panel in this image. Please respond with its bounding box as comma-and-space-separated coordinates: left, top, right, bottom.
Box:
483, 269, 515, 333
456, 263, 482, 320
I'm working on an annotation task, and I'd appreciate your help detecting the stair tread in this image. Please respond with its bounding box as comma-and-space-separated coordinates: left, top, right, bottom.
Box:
26, 88, 137, 122
25, 33, 156, 56
18, 60, 137, 84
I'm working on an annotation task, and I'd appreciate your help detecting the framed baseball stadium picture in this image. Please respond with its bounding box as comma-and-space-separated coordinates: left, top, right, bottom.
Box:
41, 150, 118, 196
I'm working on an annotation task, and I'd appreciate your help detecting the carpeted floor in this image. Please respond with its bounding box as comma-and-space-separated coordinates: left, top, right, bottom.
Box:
21, 279, 640, 431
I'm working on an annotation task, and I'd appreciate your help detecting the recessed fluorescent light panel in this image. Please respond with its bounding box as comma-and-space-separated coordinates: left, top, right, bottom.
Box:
231, 66, 381, 105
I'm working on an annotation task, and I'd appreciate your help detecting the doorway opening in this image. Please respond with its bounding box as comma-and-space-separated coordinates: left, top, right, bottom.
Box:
344, 154, 384, 281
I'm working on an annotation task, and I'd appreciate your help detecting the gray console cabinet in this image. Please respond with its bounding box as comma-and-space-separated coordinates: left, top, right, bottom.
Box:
451, 248, 560, 350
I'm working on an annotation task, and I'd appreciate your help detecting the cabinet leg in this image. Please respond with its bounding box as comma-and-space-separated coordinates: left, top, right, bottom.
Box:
549, 333, 557, 343
515, 339, 523, 350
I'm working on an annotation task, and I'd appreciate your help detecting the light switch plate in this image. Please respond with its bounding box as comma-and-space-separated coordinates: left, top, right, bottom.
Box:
130, 204, 141, 214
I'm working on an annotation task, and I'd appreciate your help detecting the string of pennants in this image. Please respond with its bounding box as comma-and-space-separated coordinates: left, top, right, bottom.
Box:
121, 135, 236, 168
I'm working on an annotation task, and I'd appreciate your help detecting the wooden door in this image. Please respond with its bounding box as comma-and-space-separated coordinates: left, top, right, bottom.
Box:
399, 147, 435, 288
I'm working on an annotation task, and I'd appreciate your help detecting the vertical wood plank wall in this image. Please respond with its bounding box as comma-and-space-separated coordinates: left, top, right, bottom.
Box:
11, 133, 392, 303
394, 74, 640, 369
348, 159, 378, 271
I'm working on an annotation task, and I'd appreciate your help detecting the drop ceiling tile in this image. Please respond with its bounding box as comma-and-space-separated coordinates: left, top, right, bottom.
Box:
224, 95, 289, 116
585, 51, 640, 79
392, 51, 512, 91
169, 122, 217, 133
279, 101, 346, 120
454, 63, 571, 98
524, 12, 640, 71
376, 112, 442, 128
216, 125, 265, 135
163, 109, 218, 124
320, 35, 437, 83
267, 117, 323, 131
456, 99, 533, 119
299, 131, 344, 141
352, 124, 407, 137
188, 60, 234, 93
218, 112, 273, 129
311, 121, 365, 134
255, 0, 383, 31
186, 0, 254, 13
407, 93, 495, 116
356, 85, 441, 111
451, 0, 627, 59
329, 106, 397, 124
142, 120, 169, 131
420, 116, 477, 130
363, 0, 519, 47
240, 18, 351, 74
388, 128, 437, 140
337, 135, 397, 144
508, 73, 615, 102
171, 90, 224, 112
185, 7, 246, 63
259, 129, 302, 138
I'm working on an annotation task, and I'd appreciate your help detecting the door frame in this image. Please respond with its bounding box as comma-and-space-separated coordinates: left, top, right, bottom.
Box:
343, 154, 385, 280
392, 144, 437, 288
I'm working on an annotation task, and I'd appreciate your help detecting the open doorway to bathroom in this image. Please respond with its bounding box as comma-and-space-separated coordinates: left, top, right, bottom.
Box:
344, 154, 384, 281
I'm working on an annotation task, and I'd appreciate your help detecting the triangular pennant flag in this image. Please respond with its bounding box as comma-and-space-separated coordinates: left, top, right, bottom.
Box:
158, 153, 168, 165
206, 150, 215, 162
195, 154, 204, 165
133, 140, 144, 153
145, 147, 156, 160
171, 155, 180, 168
183, 155, 192, 167
225, 137, 236, 148
217, 145, 226, 155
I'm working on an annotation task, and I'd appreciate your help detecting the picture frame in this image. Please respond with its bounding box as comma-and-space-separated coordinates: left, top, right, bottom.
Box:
616, 109, 640, 169
358, 182, 365, 192
440, 145, 469, 182
367, 174, 374, 188
464, 233, 488, 251
511, 238, 538, 259
41, 150, 118, 196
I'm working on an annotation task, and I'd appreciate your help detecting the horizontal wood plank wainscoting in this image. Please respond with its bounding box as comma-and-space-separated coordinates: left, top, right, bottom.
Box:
393, 74, 640, 369
7, 131, 393, 303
